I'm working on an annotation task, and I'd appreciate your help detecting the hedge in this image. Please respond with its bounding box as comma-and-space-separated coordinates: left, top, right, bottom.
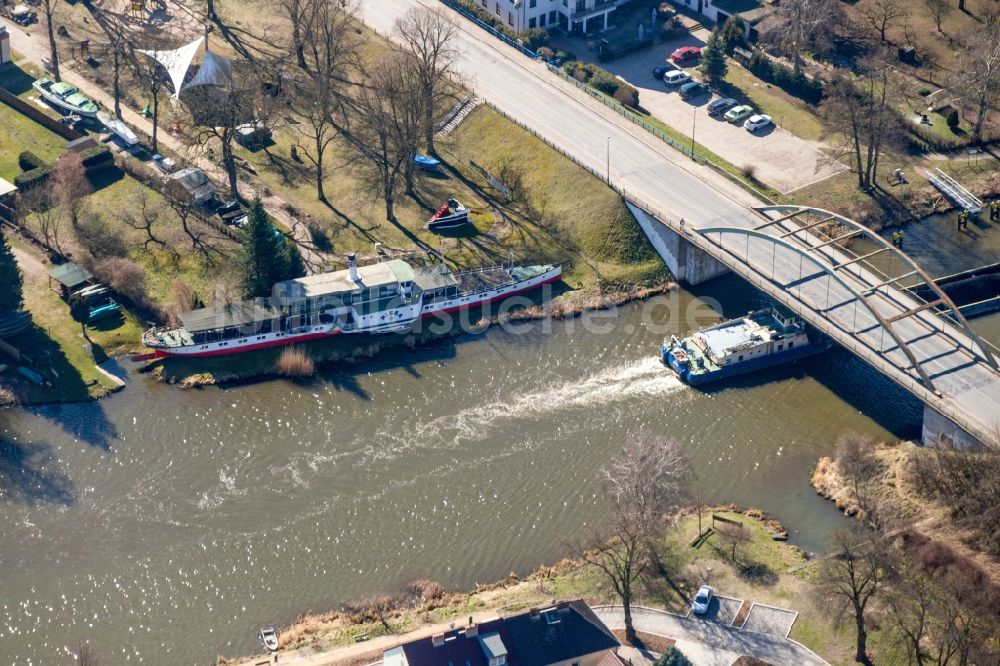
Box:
14, 164, 54, 190
450, 0, 548, 49
562, 61, 640, 107
79, 145, 114, 170
18, 151, 45, 172
748, 49, 823, 105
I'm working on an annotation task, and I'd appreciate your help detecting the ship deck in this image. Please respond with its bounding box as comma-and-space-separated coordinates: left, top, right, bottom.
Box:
456, 267, 514, 293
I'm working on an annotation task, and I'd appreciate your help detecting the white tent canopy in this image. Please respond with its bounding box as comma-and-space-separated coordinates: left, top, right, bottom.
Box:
183, 50, 233, 91
137, 36, 204, 97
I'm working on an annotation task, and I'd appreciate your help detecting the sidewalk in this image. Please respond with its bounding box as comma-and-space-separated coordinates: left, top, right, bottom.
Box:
0, 17, 329, 271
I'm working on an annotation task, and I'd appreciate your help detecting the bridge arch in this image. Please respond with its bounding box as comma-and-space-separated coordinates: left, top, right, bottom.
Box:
749, 205, 998, 375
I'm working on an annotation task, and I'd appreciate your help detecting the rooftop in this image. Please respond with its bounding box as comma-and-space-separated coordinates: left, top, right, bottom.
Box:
388, 600, 619, 666
275, 260, 414, 301
179, 299, 279, 333
47, 262, 93, 290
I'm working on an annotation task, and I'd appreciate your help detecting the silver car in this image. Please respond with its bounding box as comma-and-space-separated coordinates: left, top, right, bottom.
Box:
691, 585, 714, 615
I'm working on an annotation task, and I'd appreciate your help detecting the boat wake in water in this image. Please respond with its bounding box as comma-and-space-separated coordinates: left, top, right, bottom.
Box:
376, 357, 686, 453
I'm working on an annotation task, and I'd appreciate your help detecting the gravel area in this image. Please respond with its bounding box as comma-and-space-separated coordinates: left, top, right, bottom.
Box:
741, 603, 798, 637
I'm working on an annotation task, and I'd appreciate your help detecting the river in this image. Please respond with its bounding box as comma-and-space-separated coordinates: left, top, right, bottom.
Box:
1, 272, 997, 665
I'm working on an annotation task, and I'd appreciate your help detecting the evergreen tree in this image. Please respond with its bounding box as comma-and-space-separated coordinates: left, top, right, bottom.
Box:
699, 29, 728, 85
237, 198, 306, 298
0, 231, 24, 314
719, 16, 746, 54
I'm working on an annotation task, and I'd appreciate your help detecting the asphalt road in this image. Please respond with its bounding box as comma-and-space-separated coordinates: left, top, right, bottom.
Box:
360, 0, 1000, 445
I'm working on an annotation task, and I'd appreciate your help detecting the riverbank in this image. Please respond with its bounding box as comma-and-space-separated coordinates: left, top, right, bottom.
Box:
221, 507, 850, 666
811, 439, 1000, 584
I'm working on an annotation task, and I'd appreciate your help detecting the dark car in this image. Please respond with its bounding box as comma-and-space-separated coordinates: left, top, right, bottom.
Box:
670, 46, 702, 64
653, 65, 670, 79
707, 97, 739, 116
680, 81, 709, 100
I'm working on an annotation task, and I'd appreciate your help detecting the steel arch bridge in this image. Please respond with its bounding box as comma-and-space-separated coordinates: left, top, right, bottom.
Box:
693, 205, 999, 401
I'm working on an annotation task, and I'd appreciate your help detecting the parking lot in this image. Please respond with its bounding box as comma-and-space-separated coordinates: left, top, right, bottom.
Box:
557, 37, 846, 194
689, 594, 744, 625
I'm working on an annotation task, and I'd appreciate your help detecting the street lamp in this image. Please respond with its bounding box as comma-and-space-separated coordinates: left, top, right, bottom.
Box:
606, 135, 611, 184
690, 108, 697, 160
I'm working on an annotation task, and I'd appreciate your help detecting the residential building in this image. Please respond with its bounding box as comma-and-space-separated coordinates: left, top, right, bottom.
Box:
382, 600, 621, 666
670, 0, 775, 35
477, 0, 625, 36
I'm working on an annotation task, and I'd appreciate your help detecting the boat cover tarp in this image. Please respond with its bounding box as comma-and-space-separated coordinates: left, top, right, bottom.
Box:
137, 36, 204, 97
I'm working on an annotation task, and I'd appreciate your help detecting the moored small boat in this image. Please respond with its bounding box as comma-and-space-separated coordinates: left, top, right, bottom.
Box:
428, 197, 470, 231
258, 627, 278, 652
97, 110, 140, 146
32, 78, 99, 118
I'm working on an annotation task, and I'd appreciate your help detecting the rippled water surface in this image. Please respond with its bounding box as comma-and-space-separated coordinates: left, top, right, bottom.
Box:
3, 274, 994, 665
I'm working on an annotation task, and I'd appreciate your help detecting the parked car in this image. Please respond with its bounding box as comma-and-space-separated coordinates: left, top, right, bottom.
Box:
664, 70, 692, 87
724, 104, 754, 123
692, 585, 714, 615
670, 46, 702, 64
653, 65, 670, 80
744, 114, 774, 132
680, 81, 709, 100
707, 97, 739, 116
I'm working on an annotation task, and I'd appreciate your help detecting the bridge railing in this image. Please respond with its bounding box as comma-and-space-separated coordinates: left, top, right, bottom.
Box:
483, 102, 993, 445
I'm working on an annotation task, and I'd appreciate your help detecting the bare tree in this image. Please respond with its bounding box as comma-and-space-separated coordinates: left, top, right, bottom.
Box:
769, 0, 840, 71
281, 0, 309, 69
123, 189, 177, 260
185, 62, 274, 198
857, 0, 909, 42
568, 433, 689, 645
393, 7, 459, 155
885, 555, 960, 666
925, 0, 950, 33
823, 52, 903, 190
341, 594, 403, 632
342, 53, 424, 221
291, 0, 359, 203
92, 9, 131, 120
821, 529, 889, 666
39, 0, 61, 81
716, 521, 752, 563
53, 151, 91, 229
129, 41, 170, 152
956, 12, 1000, 140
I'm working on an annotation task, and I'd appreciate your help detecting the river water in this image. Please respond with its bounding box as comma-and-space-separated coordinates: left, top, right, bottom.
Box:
1, 272, 997, 665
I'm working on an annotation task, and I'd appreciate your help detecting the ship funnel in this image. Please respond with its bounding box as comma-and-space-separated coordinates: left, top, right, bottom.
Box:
348, 253, 359, 282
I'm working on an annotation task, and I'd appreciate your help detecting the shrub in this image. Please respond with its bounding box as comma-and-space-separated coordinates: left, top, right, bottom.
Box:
613, 86, 637, 107
655, 647, 693, 666
537, 46, 554, 60
749, 48, 823, 104
75, 212, 128, 259
0, 383, 16, 408
740, 163, 757, 180
90, 256, 164, 321
275, 346, 315, 378
18, 151, 46, 172
944, 107, 959, 129
406, 579, 445, 602
520, 27, 549, 51
917, 87, 932, 97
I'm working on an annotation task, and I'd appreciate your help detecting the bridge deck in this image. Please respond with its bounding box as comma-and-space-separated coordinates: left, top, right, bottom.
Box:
365, 0, 1000, 446
927, 168, 983, 215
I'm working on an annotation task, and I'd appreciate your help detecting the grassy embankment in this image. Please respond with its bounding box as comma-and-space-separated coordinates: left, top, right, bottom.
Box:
224, 509, 858, 666
160, 104, 669, 385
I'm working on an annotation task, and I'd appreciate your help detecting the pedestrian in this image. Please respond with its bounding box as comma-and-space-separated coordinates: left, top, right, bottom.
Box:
679, 217, 685, 232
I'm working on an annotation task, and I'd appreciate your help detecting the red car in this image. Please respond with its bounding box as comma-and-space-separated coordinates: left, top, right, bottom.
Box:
670, 46, 702, 63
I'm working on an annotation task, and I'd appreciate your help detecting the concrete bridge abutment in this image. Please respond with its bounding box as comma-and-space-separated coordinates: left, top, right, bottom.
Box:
922, 405, 988, 450
626, 203, 729, 286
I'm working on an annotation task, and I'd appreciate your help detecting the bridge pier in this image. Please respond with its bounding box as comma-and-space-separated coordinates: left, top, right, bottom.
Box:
627, 203, 729, 285
922, 406, 984, 450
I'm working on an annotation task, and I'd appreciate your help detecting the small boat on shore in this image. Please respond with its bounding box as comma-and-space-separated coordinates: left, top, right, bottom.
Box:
32, 78, 99, 118
97, 110, 140, 147
258, 627, 278, 652
661, 308, 827, 385
428, 197, 470, 231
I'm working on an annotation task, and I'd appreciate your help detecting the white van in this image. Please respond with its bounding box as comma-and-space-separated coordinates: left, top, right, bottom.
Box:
664, 70, 692, 87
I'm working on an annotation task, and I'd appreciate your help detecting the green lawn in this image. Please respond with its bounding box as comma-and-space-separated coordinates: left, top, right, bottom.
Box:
0, 104, 66, 182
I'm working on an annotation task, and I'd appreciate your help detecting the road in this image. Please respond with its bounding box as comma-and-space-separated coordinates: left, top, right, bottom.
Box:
592, 605, 829, 666
359, 0, 1000, 446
